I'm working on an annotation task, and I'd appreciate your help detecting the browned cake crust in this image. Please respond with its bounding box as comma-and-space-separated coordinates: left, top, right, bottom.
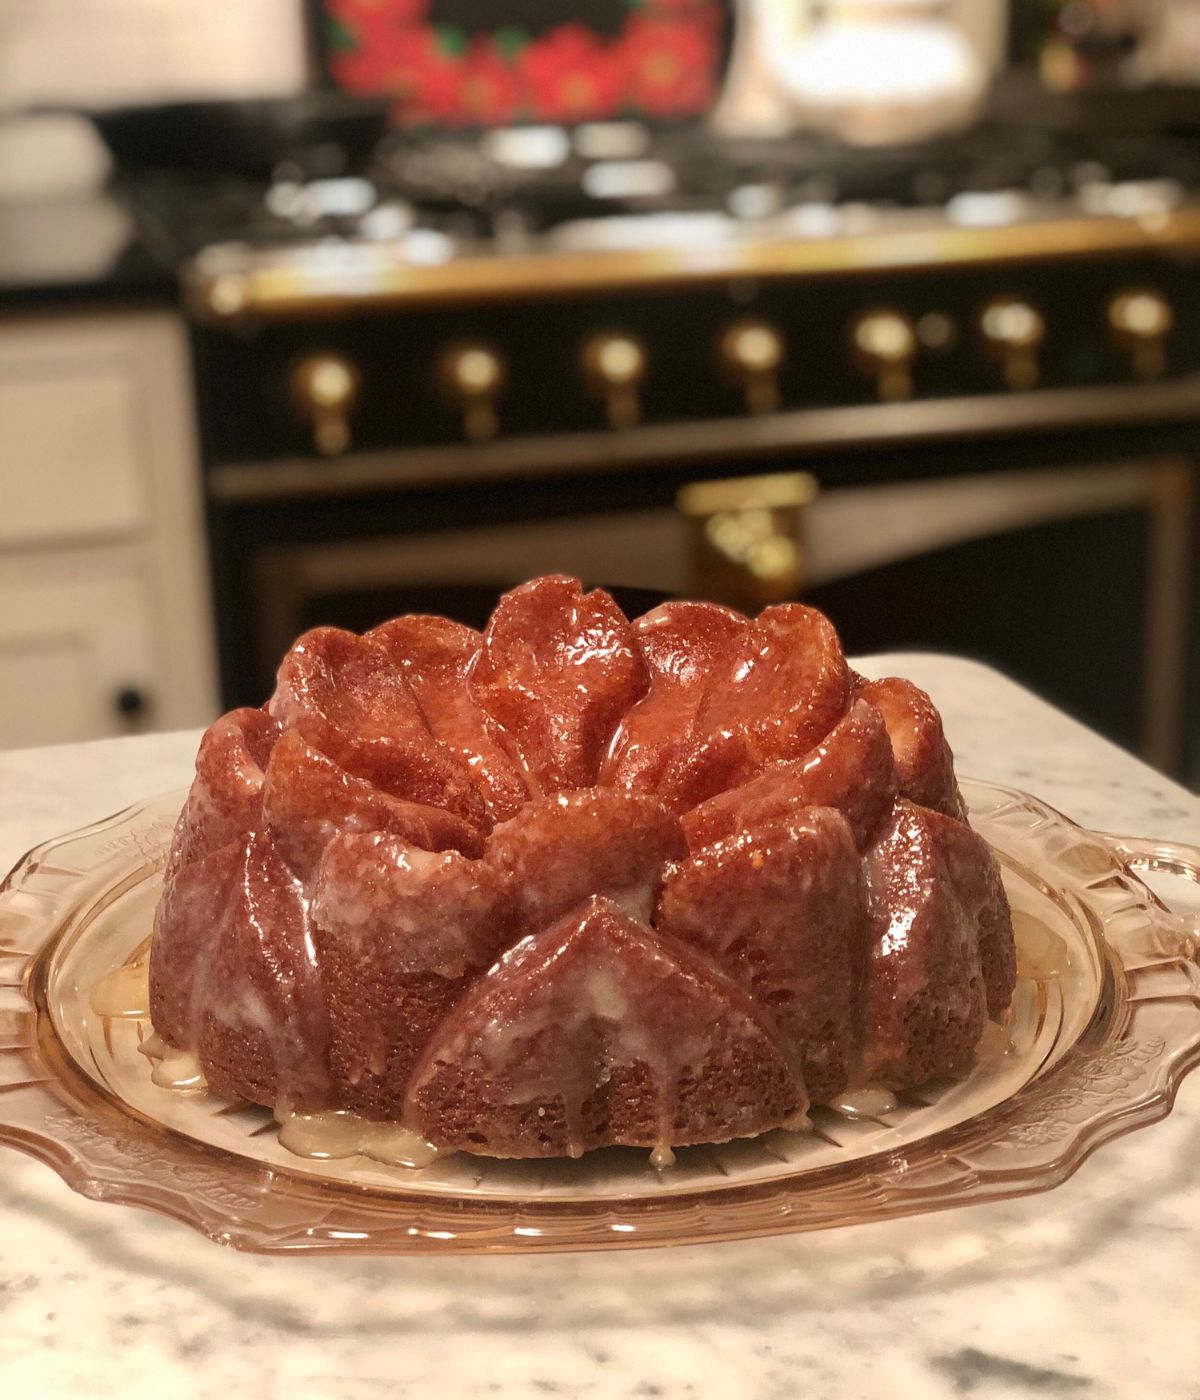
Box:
657, 807, 867, 1103
860, 801, 1013, 1086
406, 900, 803, 1157
149, 577, 1017, 1158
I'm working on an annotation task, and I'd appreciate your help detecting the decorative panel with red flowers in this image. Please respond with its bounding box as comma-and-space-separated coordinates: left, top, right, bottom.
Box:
318, 0, 730, 127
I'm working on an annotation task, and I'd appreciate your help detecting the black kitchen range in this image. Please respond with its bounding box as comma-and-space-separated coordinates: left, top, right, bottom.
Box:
92, 1, 1200, 783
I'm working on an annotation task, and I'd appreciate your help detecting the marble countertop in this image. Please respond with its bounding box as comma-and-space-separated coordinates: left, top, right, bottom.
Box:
1, 655, 1198, 1400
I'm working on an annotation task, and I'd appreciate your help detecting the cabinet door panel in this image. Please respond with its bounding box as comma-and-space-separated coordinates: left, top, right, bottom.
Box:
0, 572, 155, 748
0, 357, 148, 547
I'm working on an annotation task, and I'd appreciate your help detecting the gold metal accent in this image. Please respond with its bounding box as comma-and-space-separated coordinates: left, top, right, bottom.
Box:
1109, 289, 1174, 382
677, 471, 819, 608
582, 331, 647, 430
290, 353, 360, 456
188, 208, 1200, 323
721, 319, 786, 415
852, 310, 917, 402
980, 298, 1046, 391
438, 343, 505, 443
207, 273, 249, 318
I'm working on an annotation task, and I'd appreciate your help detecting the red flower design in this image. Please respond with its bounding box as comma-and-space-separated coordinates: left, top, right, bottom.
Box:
327, 1, 724, 124
326, 0, 429, 60
446, 40, 523, 127
327, 0, 433, 94
521, 24, 625, 123
331, 26, 454, 117
618, 14, 719, 117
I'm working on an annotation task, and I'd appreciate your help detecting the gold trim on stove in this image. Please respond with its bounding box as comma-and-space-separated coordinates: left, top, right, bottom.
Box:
188, 209, 1200, 323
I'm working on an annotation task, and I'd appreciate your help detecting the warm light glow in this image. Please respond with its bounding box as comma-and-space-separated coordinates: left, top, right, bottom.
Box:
981, 302, 1044, 348
773, 3, 986, 145
456, 349, 501, 394
1113, 292, 1172, 338
597, 338, 645, 383
856, 314, 915, 362
310, 360, 354, 407
733, 326, 783, 371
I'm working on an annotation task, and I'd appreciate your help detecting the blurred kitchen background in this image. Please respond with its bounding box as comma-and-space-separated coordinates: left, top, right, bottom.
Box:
1, 0, 1197, 787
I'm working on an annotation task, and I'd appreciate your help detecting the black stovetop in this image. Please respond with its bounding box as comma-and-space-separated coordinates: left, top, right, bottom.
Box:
117, 121, 1200, 269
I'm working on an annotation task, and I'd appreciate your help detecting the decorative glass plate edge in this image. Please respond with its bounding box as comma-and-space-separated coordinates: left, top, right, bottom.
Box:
0, 780, 1197, 1256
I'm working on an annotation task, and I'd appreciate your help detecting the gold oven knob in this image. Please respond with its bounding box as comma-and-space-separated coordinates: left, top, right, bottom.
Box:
291, 353, 360, 456
583, 332, 647, 430
979, 298, 1045, 391
721, 320, 786, 415
439, 344, 505, 443
677, 471, 819, 609
851, 310, 917, 402
1109, 289, 1173, 381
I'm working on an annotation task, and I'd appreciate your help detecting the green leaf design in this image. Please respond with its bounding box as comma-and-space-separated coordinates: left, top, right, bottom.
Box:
436, 25, 469, 58
494, 27, 529, 63
326, 17, 357, 55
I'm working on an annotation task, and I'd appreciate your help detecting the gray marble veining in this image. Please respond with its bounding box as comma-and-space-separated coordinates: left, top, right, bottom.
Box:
0, 656, 1197, 1400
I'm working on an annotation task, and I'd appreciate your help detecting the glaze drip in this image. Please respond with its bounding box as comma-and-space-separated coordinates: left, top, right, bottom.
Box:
139, 1034, 206, 1091
276, 1108, 445, 1168
89, 962, 150, 1019
406, 898, 805, 1159
828, 1087, 899, 1120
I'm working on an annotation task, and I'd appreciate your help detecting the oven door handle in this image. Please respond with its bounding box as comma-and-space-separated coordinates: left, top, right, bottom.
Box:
677, 470, 819, 610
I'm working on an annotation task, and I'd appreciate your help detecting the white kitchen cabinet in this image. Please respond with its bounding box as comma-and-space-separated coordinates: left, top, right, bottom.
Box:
0, 310, 218, 749
0, 566, 158, 746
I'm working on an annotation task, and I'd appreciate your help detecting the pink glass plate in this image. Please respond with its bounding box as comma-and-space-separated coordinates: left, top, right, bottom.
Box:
0, 779, 1198, 1255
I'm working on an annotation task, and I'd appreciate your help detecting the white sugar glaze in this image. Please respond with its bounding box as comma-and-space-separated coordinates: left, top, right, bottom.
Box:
89, 962, 150, 1019
138, 1033, 206, 1092
276, 1108, 445, 1168
829, 1088, 900, 1119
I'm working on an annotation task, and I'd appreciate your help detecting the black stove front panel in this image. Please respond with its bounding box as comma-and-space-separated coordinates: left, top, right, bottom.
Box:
205, 446, 1171, 779
192, 248, 1200, 469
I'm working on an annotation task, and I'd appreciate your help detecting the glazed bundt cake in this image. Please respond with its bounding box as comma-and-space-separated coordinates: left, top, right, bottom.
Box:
149, 576, 1016, 1159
